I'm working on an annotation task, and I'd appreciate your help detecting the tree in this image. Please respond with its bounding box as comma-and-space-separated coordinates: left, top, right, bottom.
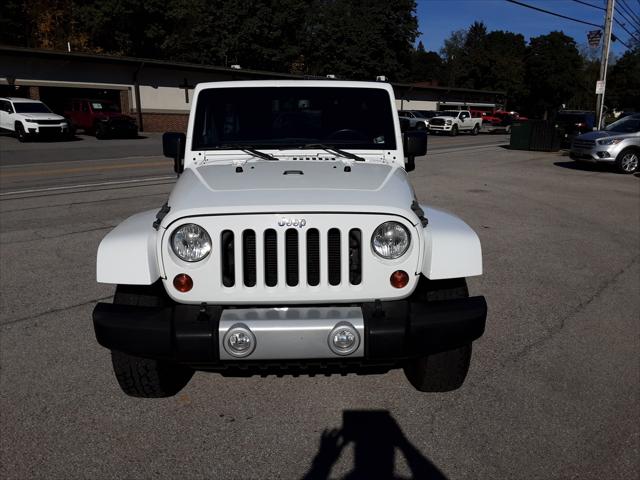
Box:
410, 42, 444, 83
607, 48, 640, 110
303, 0, 419, 81
524, 31, 583, 118
482, 31, 528, 110
439, 29, 466, 87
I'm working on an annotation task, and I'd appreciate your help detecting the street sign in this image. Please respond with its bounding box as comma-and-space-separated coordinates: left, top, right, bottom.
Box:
595, 80, 605, 94
587, 30, 602, 48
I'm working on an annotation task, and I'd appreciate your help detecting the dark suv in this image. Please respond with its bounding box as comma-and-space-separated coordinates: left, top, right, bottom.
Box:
64, 99, 138, 139
555, 110, 595, 145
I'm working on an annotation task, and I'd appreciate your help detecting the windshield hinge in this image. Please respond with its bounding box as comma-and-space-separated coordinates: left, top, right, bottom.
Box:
153, 202, 171, 230
411, 200, 428, 227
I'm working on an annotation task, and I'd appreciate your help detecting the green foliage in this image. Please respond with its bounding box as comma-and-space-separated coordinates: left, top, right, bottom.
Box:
607, 48, 640, 110
525, 31, 583, 117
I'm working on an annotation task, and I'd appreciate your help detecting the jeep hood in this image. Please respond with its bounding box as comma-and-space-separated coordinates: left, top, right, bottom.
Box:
162, 161, 419, 226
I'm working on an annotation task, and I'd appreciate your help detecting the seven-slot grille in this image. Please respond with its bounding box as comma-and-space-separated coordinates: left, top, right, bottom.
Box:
219, 228, 362, 289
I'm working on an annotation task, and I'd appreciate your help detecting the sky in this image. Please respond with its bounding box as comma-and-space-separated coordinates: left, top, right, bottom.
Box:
416, 0, 639, 58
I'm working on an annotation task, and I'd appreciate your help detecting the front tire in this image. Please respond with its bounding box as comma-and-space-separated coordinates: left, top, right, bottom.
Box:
450, 125, 458, 136
403, 278, 473, 392
15, 123, 28, 142
615, 148, 639, 174
95, 122, 109, 139
109, 282, 193, 398
111, 351, 194, 398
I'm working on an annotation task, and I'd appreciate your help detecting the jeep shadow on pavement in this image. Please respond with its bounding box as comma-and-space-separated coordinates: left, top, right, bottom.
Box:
92, 80, 488, 397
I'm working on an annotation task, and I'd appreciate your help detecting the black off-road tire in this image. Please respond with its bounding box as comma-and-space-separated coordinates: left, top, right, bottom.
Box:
15, 122, 28, 142
95, 122, 109, 139
111, 351, 194, 398
450, 125, 458, 136
471, 124, 480, 135
615, 148, 639, 174
110, 282, 191, 398
403, 277, 473, 392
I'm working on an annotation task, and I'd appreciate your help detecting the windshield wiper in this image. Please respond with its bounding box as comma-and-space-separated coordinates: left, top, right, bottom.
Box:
301, 144, 365, 162
215, 145, 278, 161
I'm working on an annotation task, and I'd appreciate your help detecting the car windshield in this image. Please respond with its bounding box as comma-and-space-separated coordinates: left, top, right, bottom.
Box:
438, 111, 460, 117
13, 102, 52, 113
192, 87, 396, 150
605, 117, 640, 133
91, 102, 120, 112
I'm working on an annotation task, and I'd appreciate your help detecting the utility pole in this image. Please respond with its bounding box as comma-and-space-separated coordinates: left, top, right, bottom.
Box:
596, 0, 615, 130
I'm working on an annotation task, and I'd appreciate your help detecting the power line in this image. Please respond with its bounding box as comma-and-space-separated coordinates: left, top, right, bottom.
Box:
504, 0, 603, 28
618, 0, 640, 26
570, 0, 605, 11
614, 16, 640, 42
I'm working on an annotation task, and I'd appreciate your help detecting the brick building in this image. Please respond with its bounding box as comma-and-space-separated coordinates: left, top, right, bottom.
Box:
0, 46, 505, 132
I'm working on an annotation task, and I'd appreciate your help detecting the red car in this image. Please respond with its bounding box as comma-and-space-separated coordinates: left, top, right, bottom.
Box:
65, 99, 138, 139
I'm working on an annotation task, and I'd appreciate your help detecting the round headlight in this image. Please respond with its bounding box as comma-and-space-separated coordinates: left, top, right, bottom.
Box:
371, 222, 410, 259
171, 223, 212, 262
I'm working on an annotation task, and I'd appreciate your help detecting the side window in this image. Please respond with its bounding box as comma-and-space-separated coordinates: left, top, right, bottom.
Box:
0, 100, 7, 112
82, 102, 89, 113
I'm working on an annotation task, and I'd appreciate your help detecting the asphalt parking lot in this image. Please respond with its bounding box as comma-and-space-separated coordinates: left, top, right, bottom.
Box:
0, 132, 638, 479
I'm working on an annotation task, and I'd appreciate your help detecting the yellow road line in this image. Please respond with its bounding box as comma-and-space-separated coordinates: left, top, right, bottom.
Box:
0, 161, 168, 178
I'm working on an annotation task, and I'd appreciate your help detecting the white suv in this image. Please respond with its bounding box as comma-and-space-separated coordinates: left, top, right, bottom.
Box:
0, 97, 70, 142
92, 80, 487, 398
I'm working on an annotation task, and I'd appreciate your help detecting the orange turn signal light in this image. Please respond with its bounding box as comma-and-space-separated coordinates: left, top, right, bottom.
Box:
173, 273, 193, 292
390, 270, 409, 289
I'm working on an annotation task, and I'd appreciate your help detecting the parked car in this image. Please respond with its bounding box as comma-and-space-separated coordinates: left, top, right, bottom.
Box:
555, 110, 596, 145
0, 97, 71, 142
428, 110, 481, 136
570, 114, 640, 174
64, 99, 138, 139
397, 110, 430, 130
92, 80, 487, 397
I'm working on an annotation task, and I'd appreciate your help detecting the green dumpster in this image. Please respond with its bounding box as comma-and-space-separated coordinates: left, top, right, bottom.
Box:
509, 122, 532, 150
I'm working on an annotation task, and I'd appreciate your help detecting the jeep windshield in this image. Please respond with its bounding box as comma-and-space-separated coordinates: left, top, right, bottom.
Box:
192, 87, 396, 150
13, 102, 53, 114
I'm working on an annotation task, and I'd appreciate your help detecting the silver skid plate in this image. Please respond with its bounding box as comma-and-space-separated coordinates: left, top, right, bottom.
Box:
218, 307, 364, 360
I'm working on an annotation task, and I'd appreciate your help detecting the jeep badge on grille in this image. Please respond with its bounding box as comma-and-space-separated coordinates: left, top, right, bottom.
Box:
278, 217, 306, 227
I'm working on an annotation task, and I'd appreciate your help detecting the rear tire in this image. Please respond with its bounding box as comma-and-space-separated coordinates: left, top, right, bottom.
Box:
416, 122, 427, 131
615, 148, 639, 174
471, 124, 480, 135
403, 278, 473, 392
110, 282, 192, 398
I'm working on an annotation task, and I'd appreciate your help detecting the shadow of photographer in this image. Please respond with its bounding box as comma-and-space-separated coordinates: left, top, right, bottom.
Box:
303, 410, 447, 480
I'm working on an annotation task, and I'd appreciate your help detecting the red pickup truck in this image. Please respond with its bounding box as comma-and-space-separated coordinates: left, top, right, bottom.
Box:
64, 99, 138, 139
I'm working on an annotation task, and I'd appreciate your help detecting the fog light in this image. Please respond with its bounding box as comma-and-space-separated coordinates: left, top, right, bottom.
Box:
223, 324, 256, 358
390, 270, 409, 288
328, 322, 360, 356
173, 273, 193, 292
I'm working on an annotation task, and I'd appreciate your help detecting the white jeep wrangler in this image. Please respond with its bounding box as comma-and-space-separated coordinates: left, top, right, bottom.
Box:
93, 80, 487, 397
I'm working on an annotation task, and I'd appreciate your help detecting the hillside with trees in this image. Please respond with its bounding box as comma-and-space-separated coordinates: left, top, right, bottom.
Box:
1, 1, 637, 114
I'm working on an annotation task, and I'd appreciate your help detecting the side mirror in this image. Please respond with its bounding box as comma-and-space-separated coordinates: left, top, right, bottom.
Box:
403, 130, 427, 172
163, 132, 186, 174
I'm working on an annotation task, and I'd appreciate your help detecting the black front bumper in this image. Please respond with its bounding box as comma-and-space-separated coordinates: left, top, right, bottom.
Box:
93, 296, 487, 371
